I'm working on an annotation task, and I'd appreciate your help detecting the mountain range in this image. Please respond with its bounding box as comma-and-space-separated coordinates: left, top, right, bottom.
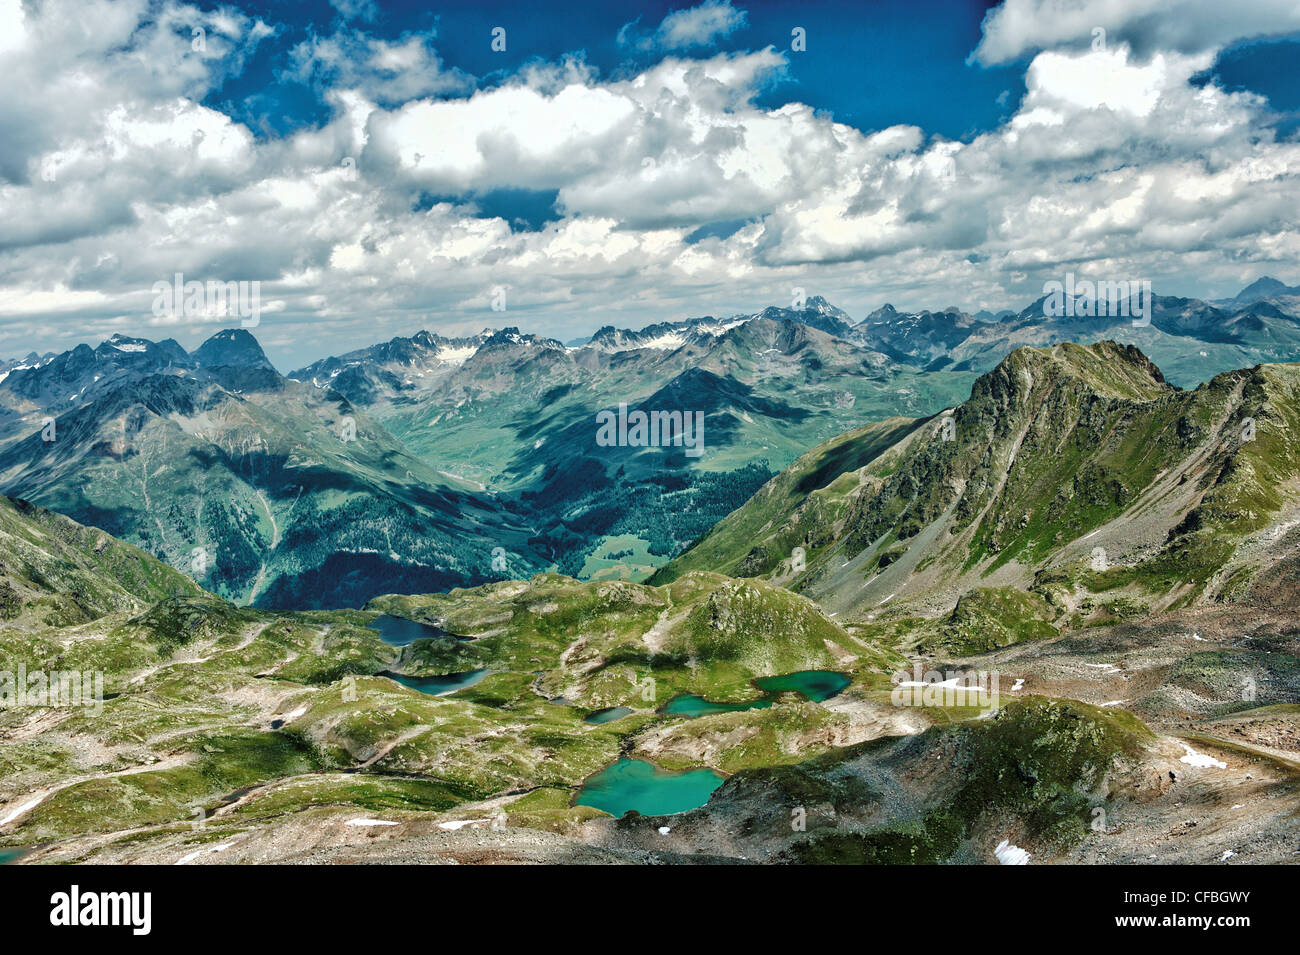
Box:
0, 330, 548, 608
3, 279, 1300, 611
852, 279, 1300, 386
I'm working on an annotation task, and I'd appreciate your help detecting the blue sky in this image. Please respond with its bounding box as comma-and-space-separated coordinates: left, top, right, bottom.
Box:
213, 0, 1022, 142
1, 0, 1299, 369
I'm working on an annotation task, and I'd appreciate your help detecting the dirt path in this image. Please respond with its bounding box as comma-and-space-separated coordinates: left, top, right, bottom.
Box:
0, 753, 194, 829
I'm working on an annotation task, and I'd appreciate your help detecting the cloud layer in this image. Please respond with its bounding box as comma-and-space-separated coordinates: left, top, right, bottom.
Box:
0, 0, 1298, 368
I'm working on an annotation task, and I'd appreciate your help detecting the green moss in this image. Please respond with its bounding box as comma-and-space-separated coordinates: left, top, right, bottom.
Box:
641, 702, 849, 773
922, 587, 1058, 655
500, 787, 609, 832
12, 729, 324, 842
227, 774, 471, 818
787, 811, 963, 864
129, 596, 259, 655
950, 697, 1150, 844
777, 696, 1153, 865
668, 578, 841, 674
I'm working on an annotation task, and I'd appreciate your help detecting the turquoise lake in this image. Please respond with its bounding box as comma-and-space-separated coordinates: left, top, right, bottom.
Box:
660, 694, 773, 717
379, 669, 490, 695
575, 758, 725, 818
754, 669, 852, 701
367, 614, 457, 646
584, 706, 634, 724
660, 669, 851, 717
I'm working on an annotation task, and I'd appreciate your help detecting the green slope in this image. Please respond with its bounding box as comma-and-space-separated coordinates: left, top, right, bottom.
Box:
0, 494, 201, 628
656, 341, 1300, 628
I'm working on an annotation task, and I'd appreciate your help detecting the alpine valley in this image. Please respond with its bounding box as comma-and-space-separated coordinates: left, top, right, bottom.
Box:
3, 281, 1300, 864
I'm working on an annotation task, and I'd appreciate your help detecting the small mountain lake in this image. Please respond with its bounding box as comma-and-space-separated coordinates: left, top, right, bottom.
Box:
660, 694, 773, 717
575, 758, 725, 818
0, 847, 27, 865
367, 614, 458, 646
660, 669, 851, 718
379, 669, 491, 695
754, 669, 852, 701
583, 706, 634, 724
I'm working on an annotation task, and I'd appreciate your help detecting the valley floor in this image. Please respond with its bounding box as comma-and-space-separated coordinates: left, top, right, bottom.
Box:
4, 574, 1298, 865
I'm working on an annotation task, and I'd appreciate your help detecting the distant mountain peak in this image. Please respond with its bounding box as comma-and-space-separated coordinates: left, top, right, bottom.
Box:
481, 327, 562, 350
1240, 276, 1289, 297
101, 334, 153, 354
192, 328, 275, 372
801, 294, 849, 317
1221, 275, 1300, 309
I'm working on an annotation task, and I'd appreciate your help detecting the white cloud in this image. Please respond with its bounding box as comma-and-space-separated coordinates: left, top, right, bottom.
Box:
0, 0, 1298, 369
0, 0, 27, 56
286, 29, 473, 104
973, 0, 1300, 65
619, 0, 749, 52
367, 82, 639, 192
330, 0, 378, 23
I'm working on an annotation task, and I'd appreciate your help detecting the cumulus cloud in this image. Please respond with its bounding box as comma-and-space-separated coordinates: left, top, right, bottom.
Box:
618, 0, 748, 53
972, 0, 1300, 65
286, 28, 474, 104
0, 0, 1298, 367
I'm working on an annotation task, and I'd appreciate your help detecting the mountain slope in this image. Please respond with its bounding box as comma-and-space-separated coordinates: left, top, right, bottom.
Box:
2, 478, 1296, 865
648, 415, 924, 582
0, 493, 200, 627
657, 341, 1300, 629
0, 335, 552, 609
356, 314, 970, 580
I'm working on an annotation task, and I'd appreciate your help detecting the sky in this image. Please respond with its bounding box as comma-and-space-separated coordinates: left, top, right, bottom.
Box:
1, 0, 1299, 370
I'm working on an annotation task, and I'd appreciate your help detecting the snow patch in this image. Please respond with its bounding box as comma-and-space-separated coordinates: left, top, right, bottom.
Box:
0, 793, 46, 826
995, 840, 1030, 865
436, 345, 477, 365
638, 332, 686, 350
176, 841, 237, 865
1179, 744, 1227, 769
